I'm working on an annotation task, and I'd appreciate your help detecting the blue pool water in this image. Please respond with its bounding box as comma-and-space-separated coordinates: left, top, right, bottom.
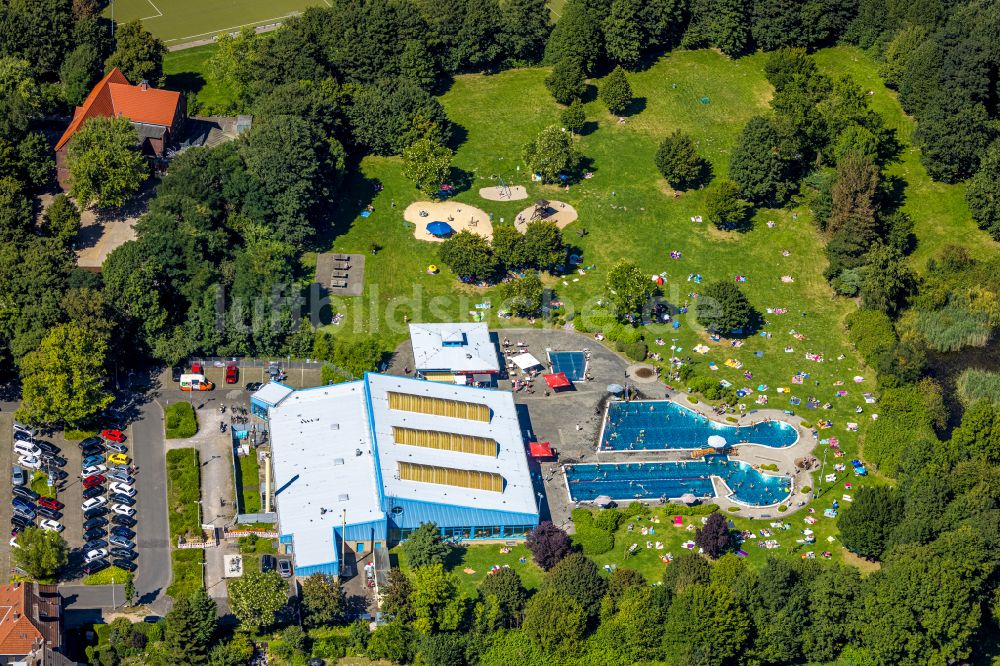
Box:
600, 400, 798, 451
565, 456, 792, 506
549, 351, 587, 381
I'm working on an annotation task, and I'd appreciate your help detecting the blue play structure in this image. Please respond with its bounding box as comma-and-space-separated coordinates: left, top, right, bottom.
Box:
549, 351, 587, 381
600, 400, 798, 451
565, 456, 791, 506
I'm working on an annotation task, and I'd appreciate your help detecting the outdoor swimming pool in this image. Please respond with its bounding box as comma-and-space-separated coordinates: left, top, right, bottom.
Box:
549, 351, 587, 381
565, 456, 792, 506
600, 400, 798, 451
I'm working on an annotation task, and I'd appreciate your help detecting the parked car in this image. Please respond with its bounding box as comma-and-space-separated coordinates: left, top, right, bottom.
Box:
108, 470, 133, 484
84, 526, 107, 541
17, 455, 41, 470
37, 497, 63, 511
108, 482, 135, 497
13, 430, 34, 443
171, 366, 183, 382
78, 436, 103, 449
110, 547, 137, 560
112, 559, 137, 572
10, 515, 31, 530
85, 548, 107, 563
12, 497, 35, 512
84, 538, 108, 551
80, 444, 104, 458
191, 362, 203, 374
82, 486, 105, 500
107, 454, 130, 467
42, 455, 67, 468
82, 559, 109, 575
35, 441, 59, 456
83, 517, 108, 531
35, 506, 61, 520
11, 486, 37, 501
111, 515, 137, 528
105, 441, 129, 454
83, 506, 108, 520
245, 382, 263, 392
82, 465, 107, 477
225, 364, 239, 384
278, 559, 292, 578
111, 504, 135, 517
14, 440, 41, 458
82, 454, 105, 467
260, 555, 276, 573
101, 429, 126, 443
109, 535, 134, 549
110, 526, 135, 539
82, 474, 106, 489
110, 494, 135, 507
12, 421, 35, 437
81, 496, 107, 512
38, 519, 63, 532
11, 465, 26, 487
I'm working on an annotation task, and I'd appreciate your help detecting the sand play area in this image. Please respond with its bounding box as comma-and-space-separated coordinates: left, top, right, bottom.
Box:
405, 201, 494, 242
514, 200, 579, 233
479, 184, 529, 201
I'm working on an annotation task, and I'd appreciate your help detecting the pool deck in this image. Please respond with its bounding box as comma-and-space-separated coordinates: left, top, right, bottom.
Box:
388, 328, 820, 529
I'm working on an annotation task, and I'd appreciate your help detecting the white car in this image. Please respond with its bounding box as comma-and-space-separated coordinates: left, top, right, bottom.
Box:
39, 519, 64, 533
14, 441, 41, 458
111, 504, 136, 517
17, 455, 41, 470
82, 465, 107, 477
81, 496, 107, 512
85, 548, 108, 563
108, 482, 136, 497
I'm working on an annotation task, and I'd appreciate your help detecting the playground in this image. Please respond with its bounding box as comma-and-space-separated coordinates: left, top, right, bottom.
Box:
479, 179, 529, 201
404, 201, 493, 242
514, 199, 578, 232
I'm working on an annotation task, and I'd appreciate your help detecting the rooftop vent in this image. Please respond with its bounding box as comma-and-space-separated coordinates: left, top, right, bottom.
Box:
333, 458, 345, 466
338, 494, 350, 502
331, 423, 340, 430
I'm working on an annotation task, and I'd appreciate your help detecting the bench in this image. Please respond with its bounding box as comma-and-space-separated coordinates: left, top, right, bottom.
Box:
330, 279, 349, 289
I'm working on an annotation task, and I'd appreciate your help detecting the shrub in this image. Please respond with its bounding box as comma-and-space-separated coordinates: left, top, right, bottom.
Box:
164, 402, 198, 439
622, 502, 649, 518
623, 341, 648, 361
801, 486, 812, 493
593, 508, 624, 532
846, 310, 896, 365
655, 130, 708, 190
571, 508, 614, 555
778, 505, 787, 512
728, 506, 741, 512
800, 421, 813, 428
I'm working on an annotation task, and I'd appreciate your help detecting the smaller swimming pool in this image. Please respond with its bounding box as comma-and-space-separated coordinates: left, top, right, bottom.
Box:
600, 400, 798, 451
549, 351, 587, 381
565, 456, 792, 507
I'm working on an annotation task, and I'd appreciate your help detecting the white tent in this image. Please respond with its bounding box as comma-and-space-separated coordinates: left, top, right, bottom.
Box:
707, 435, 727, 448
511, 352, 543, 370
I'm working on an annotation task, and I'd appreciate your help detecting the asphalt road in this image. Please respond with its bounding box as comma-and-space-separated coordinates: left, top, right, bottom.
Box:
132, 401, 171, 611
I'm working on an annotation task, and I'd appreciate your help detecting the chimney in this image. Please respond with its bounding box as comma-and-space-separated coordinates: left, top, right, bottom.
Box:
140, 80, 148, 91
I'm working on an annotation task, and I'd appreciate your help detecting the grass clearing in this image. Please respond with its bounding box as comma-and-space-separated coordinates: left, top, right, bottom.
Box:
234, 452, 261, 514
163, 44, 238, 114
164, 402, 198, 439
29, 471, 54, 497
393, 543, 544, 596
63, 429, 97, 441
165, 448, 201, 539
83, 567, 132, 585
956, 368, 1000, 406
166, 548, 203, 600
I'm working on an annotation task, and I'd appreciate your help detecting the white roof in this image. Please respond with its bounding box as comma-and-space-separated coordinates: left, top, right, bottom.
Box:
366, 374, 537, 516
511, 352, 542, 370
409, 323, 499, 374
268, 382, 381, 570
252, 381, 294, 406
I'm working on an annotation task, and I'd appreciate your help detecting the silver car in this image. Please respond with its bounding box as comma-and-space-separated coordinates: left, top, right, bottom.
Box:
11, 465, 25, 486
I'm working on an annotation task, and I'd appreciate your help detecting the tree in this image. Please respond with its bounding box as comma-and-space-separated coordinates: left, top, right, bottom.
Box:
695, 512, 731, 558
381, 568, 414, 622
454, 0, 504, 71
478, 567, 527, 629
124, 575, 136, 606
655, 130, 708, 190
67, 116, 148, 208
751, 0, 804, 51
662, 550, 712, 594
490, 224, 527, 269
599, 66, 633, 115
606, 260, 654, 318
11, 527, 68, 580
17, 322, 113, 426
838, 486, 903, 559
914, 99, 993, 183
705, 180, 754, 231
209, 634, 255, 666
0, 57, 41, 137
227, 569, 287, 632
0, 176, 32, 241
543, 0, 603, 74
439, 230, 499, 281
60, 43, 100, 107
165, 589, 217, 665
712, 0, 752, 56
526, 521, 571, 570
522, 587, 586, 656
402, 522, 451, 568
105, 19, 165, 85
366, 622, 413, 663
501, 0, 551, 64
604, 0, 643, 69
828, 151, 880, 236
347, 78, 451, 155
497, 273, 544, 317
545, 58, 587, 105
301, 574, 345, 627
522, 220, 565, 268
546, 552, 607, 619
966, 140, 1000, 240
729, 115, 794, 205
410, 564, 464, 633
41, 194, 80, 247
402, 139, 453, 197
662, 583, 751, 665
696, 280, 754, 335
523, 125, 581, 183
860, 244, 915, 316
561, 98, 586, 134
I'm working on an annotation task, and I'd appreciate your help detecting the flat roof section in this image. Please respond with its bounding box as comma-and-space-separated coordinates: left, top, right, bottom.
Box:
409, 323, 500, 374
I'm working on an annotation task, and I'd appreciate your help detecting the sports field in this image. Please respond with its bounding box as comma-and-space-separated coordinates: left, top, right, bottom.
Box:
105, 0, 330, 45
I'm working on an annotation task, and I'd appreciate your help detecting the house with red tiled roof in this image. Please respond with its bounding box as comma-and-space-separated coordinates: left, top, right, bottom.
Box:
55, 67, 186, 189
0, 583, 68, 665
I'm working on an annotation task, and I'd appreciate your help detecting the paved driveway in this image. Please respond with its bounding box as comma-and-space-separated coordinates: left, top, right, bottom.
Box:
132, 401, 171, 610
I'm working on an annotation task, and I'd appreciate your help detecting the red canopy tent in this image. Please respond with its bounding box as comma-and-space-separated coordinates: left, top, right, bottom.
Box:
529, 442, 555, 458
543, 372, 572, 389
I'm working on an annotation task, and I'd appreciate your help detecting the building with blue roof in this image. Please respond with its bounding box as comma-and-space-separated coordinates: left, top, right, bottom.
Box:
265, 372, 539, 577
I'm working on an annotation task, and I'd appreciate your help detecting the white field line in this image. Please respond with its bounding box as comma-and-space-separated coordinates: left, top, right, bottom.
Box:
140, 0, 164, 19
163, 13, 303, 43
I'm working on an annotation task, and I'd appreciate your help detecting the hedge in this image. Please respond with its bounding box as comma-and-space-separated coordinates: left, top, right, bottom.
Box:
570, 508, 615, 555
164, 402, 198, 439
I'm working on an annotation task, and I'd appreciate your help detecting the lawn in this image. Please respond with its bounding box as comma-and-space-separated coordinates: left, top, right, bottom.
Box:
163, 45, 237, 114
166, 548, 203, 600
393, 543, 544, 596
29, 471, 54, 498
105, 0, 330, 45
164, 402, 198, 439
165, 448, 201, 539
83, 566, 132, 586
234, 452, 261, 514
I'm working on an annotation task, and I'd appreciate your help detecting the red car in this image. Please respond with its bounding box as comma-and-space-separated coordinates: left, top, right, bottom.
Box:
191, 362, 203, 374
82, 474, 106, 489
37, 497, 63, 511
101, 429, 125, 443
225, 364, 238, 384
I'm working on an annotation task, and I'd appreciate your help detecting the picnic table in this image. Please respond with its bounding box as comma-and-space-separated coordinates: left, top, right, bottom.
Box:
330, 279, 348, 289
332, 271, 350, 279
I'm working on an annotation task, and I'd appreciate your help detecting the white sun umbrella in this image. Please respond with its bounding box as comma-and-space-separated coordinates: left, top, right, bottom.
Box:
707, 435, 727, 448
679, 493, 697, 505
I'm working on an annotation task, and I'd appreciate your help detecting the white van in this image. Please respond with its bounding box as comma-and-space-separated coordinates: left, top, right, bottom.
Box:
14, 440, 41, 458
12, 421, 35, 437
